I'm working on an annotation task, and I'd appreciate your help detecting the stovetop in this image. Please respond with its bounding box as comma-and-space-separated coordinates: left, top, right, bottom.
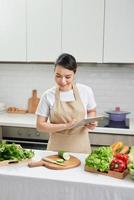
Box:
97, 117, 129, 129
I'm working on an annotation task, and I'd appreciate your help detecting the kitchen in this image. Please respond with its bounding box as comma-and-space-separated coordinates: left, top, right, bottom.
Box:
0, 0, 134, 199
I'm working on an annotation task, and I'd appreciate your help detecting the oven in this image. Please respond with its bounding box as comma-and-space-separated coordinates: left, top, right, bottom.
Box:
1, 126, 49, 150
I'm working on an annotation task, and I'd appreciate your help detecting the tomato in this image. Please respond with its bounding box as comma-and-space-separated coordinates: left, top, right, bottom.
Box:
110, 158, 126, 172
114, 153, 129, 165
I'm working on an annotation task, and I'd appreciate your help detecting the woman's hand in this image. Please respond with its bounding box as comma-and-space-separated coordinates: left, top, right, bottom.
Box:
85, 121, 98, 130
66, 119, 77, 130
86, 108, 97, 130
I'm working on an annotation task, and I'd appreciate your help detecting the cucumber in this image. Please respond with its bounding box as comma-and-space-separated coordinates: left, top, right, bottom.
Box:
58, 150, 70, 161
56, 159, 64, 163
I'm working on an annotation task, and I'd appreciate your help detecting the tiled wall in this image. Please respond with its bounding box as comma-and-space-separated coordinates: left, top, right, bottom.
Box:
0, 63, 134, 116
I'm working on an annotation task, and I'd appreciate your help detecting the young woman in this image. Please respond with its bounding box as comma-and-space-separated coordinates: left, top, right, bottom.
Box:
36, 53, 97, 153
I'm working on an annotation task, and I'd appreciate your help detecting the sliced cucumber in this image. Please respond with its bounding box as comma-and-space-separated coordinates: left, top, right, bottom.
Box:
56, 159, 64, 163
58, 150, 70, 161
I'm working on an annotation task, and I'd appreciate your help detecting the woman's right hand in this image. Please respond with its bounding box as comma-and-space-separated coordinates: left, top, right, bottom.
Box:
65, 119, 77, 130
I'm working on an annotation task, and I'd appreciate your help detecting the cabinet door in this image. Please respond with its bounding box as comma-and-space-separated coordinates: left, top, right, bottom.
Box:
0, 0, 26, 61
104, 0, 134, 63
27, 0, 61, 62
62, 0, 104, 62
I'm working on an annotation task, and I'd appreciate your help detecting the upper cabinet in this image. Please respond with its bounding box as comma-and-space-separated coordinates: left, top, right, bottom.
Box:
104, 0, 134, 63
0, 0, 134, 63
27, 0, 62, 62
0, 0, 26, 61
62, 0, 104, 63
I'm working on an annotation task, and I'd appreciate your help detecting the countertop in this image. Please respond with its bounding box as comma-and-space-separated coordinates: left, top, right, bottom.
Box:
0, 112, 36, 128
0, 112, 134, 135
0, 150, 134, 200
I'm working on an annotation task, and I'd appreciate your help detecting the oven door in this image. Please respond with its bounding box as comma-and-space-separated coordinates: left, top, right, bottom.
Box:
2, 126, 49, 150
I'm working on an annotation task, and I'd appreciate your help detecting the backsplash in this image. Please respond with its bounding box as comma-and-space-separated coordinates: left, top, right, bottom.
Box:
0, 63, 134, 116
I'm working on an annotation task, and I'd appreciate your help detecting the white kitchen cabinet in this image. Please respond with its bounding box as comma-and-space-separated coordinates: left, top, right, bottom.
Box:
62, 0, 104, 63
27, 0, 61, 62
104, 0, 134, 63
0, 0, 26, 61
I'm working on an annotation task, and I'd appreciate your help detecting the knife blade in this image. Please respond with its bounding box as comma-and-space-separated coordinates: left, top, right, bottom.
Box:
42, 157, 65, 166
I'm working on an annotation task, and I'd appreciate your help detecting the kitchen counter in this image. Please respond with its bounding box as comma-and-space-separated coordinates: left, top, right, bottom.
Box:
0, 150, 134, 200
0, 112, 36, 128
0, 112, 134, 135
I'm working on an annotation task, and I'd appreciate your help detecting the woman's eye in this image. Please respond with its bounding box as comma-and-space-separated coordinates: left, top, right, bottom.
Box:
65, 76, 71, 79
56, 75, 71, 79
56, 75, 61, 78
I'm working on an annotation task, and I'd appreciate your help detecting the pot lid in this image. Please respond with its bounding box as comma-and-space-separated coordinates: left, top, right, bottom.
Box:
106, 107, 130, 115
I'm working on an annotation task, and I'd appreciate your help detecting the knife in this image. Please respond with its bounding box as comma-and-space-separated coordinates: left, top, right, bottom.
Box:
42, 157, 65, 166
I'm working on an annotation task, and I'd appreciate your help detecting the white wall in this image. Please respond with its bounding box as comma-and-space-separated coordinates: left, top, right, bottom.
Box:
0, 63, 134, 116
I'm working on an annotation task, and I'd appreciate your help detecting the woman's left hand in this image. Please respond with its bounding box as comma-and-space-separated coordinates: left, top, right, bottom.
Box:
85, 121, 98, 130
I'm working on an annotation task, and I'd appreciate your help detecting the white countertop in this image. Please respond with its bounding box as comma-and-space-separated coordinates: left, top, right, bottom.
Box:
0, 150, 134, 200
0, 112, 134, 135
0, 112, 36, 128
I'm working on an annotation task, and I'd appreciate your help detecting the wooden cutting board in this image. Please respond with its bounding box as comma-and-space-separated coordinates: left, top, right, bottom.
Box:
28, 155, 81, 170
0, 159, 32, 167
28, 89, 40, 113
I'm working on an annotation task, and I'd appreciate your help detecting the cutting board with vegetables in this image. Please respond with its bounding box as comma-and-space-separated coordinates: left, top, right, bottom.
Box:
28, 89, 40, 113
28, 155, 81, 170
0, 141, 34, 167
85, 141, 129, 179
85, 166, 128, 179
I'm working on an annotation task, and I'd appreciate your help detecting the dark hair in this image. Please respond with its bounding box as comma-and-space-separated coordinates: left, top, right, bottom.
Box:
55, 53, 77, 73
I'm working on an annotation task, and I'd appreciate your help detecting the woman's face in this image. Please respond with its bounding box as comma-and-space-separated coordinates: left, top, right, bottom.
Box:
55, 65, 75, 91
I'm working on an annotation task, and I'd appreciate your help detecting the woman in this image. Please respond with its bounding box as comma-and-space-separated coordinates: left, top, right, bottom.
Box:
36, 53, 97, 153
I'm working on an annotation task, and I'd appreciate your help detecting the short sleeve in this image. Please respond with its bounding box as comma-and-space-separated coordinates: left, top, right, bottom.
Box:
86, 87, 96, 110
36, 93, 50, 117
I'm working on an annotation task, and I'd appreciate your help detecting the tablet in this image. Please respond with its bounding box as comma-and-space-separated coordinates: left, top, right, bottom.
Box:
74, 116, 104, 128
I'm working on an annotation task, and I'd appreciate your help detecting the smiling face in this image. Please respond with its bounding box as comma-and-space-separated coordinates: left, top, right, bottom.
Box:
55, 65, 75, 91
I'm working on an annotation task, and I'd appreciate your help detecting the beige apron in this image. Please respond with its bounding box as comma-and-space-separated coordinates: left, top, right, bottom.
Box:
47, 84, 91, 153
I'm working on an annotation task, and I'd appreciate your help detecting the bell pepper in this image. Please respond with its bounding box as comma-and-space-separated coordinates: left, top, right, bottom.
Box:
111, 141, 124, 155
114, 153, 129, 165
110, 158, 126, 172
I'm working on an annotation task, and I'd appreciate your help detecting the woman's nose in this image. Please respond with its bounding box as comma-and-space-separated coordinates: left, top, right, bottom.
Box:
60, 77, 66, 84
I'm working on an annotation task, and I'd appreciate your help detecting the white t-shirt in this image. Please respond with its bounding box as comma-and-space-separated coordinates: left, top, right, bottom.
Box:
36, 83, 96, 118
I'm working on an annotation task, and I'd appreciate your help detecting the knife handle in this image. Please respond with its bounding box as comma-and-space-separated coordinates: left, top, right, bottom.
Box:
28, 161, 44, 168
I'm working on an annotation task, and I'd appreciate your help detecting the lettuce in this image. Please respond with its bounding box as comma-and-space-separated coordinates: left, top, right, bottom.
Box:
0, 140, 34, 161
85, 146, 113, 172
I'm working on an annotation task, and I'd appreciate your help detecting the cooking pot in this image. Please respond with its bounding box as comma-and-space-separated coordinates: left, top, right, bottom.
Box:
106, 107, 130, 122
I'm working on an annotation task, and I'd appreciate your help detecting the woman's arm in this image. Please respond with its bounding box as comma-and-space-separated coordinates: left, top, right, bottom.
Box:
36, 116, 76, 133
87, 107, 96, 118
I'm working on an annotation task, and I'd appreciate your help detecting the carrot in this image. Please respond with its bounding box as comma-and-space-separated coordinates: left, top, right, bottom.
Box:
120, 145, 129, 154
